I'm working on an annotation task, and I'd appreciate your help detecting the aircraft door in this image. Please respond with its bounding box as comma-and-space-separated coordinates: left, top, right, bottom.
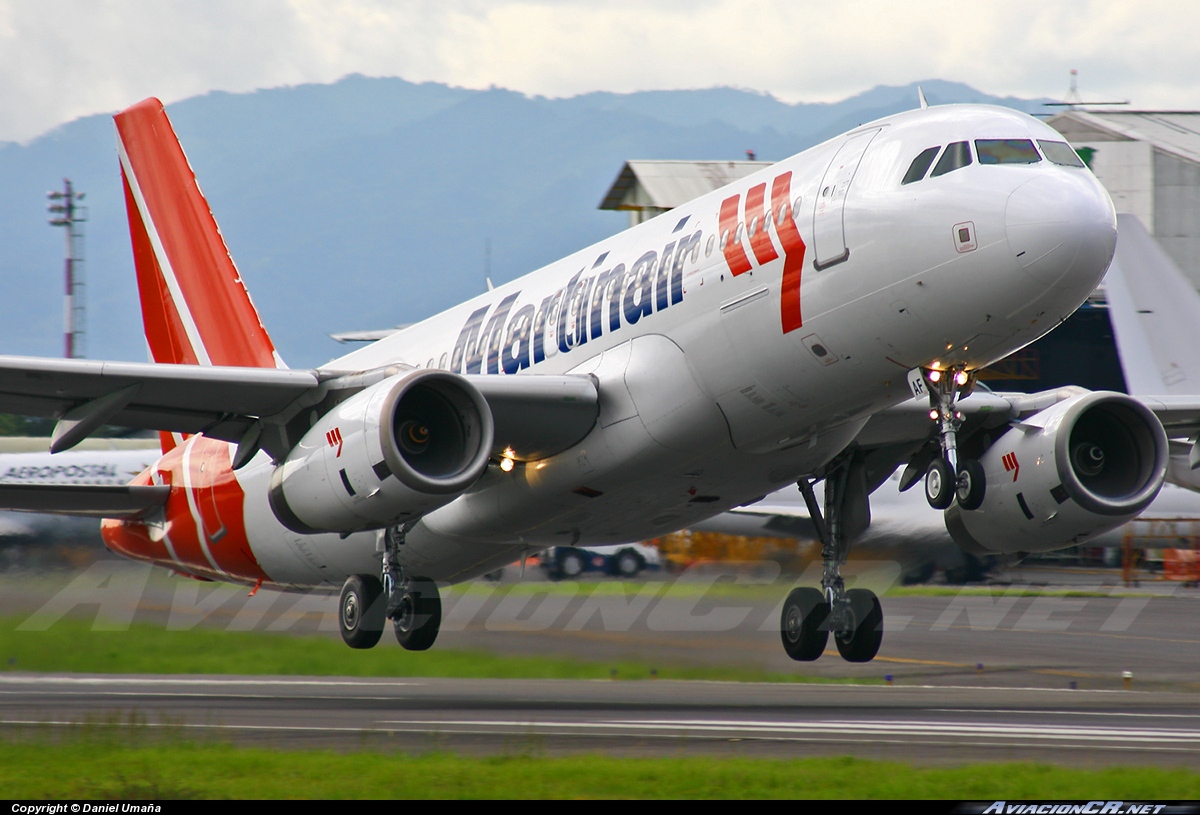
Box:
812, 128, 880, 270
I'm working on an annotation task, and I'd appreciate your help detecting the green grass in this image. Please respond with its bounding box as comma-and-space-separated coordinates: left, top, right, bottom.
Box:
1, 738, 1197, 799
0, 615, 854, 683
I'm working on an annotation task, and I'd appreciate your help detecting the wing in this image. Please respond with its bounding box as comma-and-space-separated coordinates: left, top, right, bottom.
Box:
0, 354, 599, 464
853, 385, 1200, 492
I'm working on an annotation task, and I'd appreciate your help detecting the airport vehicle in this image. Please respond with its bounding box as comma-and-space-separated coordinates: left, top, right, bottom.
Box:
542, 543, 658, 579
0, 96, 1178, 664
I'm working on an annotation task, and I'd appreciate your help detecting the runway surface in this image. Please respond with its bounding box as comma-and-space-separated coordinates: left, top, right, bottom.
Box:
1, 558, 1198, 765
1, 674, 1198, 765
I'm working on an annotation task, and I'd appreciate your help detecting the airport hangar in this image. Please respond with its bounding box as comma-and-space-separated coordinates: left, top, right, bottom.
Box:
598, 111, 1200, 396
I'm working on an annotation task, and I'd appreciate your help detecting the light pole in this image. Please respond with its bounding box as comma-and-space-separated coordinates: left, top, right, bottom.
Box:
47, 179, 86, 358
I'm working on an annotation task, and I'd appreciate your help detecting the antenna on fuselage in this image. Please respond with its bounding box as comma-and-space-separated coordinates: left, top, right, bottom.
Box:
485, 237, 494, 292
917, 86, 929, 109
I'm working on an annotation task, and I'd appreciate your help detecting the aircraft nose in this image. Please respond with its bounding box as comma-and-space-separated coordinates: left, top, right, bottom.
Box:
1005, 172, 1117, 285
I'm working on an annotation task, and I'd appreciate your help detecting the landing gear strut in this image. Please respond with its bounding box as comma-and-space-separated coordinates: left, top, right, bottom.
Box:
781, 456, 883, 663
382, 523, 442, 651
916, 367, 985, 511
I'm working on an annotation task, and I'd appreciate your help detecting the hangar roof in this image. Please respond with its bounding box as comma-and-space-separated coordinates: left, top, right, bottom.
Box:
1047, 110, 1200, 165
599, 160, 772, 211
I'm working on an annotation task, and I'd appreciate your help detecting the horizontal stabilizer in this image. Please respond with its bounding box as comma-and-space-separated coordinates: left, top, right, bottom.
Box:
0, 483, 169, 518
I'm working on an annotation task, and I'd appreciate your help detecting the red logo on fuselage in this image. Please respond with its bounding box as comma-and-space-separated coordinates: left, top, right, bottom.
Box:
326, 427, 343, 457
718, 171, 808, 333
1002, 452, 1019, 482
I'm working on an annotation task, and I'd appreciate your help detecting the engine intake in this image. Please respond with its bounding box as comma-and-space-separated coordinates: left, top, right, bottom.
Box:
946, 391, 1167, 554
269, 369, 494, 533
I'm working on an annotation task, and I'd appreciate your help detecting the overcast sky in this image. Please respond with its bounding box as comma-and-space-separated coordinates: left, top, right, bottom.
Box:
1, 0, 1197, 143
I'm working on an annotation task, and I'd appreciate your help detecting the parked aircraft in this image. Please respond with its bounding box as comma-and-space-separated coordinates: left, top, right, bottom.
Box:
697, 467, 1200, 581
0, 441, 158, 543
0, 97, 1183, 665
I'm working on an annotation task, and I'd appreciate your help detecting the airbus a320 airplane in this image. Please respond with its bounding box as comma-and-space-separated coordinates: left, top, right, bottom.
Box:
0, 96, 1188, 664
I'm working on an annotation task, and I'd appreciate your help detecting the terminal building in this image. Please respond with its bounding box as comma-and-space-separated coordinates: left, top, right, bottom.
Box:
599, 112, 1200, 395
1046, 110, 1200, 288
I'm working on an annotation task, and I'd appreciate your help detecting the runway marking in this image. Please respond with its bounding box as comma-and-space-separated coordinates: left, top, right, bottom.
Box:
933, 708, 1200, 720
0, 691, 408, 702
0, 676, 420, 688
2, 717, 1196, 756
934, 622, 1200, 645
374, 717, 1200, 744
876, 656, 971, 667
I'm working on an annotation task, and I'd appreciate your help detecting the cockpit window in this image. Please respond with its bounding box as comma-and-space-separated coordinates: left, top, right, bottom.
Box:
975, 139, 1041, 165
930, 141, 972, 177
1038, 140, 1086, 168
902, 146, 941, 185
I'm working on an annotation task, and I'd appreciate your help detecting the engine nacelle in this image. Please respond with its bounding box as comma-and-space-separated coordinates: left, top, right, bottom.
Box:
945, 391, 1167, 554
269, 369, 494, 533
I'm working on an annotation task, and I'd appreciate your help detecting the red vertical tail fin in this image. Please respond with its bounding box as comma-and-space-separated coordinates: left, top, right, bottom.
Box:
115, 98, 284, 453
116, 99, 285, 456
116, 98, 282, 370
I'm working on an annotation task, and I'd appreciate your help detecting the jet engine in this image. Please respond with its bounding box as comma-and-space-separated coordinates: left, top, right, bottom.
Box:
269, 369, 494, 533
945, 391, 1167, 554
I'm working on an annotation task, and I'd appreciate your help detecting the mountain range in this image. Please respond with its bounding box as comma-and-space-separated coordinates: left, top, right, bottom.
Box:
0, 76, 1049, 367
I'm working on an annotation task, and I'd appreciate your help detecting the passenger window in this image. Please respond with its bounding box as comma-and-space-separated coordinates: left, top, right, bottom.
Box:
1038, 140, 1086, 167
902, 146, 941, 185
930, 142, 972, 177
975, 139, 1041, 165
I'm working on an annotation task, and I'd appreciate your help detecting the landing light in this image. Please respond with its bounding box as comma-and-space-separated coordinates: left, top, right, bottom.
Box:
955, 371, 969, 386
928, 370, 941, 383
499, 456, 515, 473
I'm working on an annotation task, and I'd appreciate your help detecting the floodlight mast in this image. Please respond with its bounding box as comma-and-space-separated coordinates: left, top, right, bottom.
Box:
47, 179, 86, 358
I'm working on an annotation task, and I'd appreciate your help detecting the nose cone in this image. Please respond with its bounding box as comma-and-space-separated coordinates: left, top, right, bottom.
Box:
1005, 173, 1117, 288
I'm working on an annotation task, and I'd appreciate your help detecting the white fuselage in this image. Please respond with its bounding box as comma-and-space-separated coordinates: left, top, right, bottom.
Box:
117, 105, 1119, 589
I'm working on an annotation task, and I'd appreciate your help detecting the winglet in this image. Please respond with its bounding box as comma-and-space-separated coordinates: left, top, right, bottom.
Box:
114, 98, 284, 372
917, 86, 929, 109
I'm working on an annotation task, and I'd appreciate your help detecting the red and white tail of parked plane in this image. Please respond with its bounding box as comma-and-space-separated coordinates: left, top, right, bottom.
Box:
0, 95, 1193, 662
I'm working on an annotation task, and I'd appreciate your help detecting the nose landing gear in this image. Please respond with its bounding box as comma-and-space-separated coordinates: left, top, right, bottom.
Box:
913, 366, 986, 511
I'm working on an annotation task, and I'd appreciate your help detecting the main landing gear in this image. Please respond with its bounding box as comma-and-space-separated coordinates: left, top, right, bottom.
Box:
781, 456, 884, 663
916, 367, 986, 512
338, 524, 442, 651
